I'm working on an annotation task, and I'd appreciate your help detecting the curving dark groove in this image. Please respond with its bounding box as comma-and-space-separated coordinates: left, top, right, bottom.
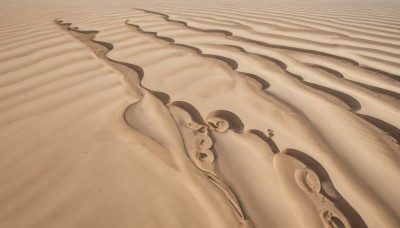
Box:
257, 53, 288, 69
360, 66, 400, 82
95, 39, 145, 81
215, 44, 290, 75
306, 63, 400, 101
148, 90, 171, 105
348, 80, 400, 101
306, 63, 344, 78
135, 9, 233, 36
203, 54, 239, 69
287, 72, 304, 81
109, 57, 144, 81
224, 44, 246, 52
303, 82, 362, 112
173, 43, 202, 54
67, 27, 99, 34
247, 129, 280, 153
217, 45, 293, 80
92, 40, 113, 49
239, 72, 270, 89
123, 19, 175, 43
169, 101, 205, 124
285, 149, 368, 228
207, 110, 245, 133
355, 114, 400, 144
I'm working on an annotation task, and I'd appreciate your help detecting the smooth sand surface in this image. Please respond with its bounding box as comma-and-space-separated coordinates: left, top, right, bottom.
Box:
0, 0, 399, 227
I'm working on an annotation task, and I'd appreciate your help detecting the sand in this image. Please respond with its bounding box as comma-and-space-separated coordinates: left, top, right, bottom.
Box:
0, 0, 399, 227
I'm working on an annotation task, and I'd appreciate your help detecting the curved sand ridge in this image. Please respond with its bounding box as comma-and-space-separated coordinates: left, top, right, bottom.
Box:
0, 3, 400, 228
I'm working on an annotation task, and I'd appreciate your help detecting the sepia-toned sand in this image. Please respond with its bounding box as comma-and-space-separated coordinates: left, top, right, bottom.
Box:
0, 0, 399, 227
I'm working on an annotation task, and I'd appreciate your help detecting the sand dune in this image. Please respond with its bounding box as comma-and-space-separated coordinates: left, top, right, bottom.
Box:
0, 1, 399, 227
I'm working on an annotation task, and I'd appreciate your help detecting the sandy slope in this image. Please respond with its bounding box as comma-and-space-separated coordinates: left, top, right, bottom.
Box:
0, 1, 399, 227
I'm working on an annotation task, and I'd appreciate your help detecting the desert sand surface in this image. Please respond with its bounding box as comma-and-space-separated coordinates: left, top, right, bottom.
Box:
0, 0, 399, 227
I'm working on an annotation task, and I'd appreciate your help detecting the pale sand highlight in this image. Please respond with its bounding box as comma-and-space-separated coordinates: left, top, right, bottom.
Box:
0, 1, 399, 227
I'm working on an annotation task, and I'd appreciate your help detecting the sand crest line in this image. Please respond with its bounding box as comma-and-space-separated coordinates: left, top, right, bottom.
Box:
305, 63, 400, 101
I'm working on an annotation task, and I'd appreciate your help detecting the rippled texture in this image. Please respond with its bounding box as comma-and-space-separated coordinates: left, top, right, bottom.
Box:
0, 1, 399, 227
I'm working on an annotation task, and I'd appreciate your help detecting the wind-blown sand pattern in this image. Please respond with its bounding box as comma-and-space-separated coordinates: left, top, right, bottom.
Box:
0, 0, 399, 227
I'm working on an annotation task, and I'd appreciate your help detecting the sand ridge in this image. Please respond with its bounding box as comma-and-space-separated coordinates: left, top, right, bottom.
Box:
0, 2, 399, 227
